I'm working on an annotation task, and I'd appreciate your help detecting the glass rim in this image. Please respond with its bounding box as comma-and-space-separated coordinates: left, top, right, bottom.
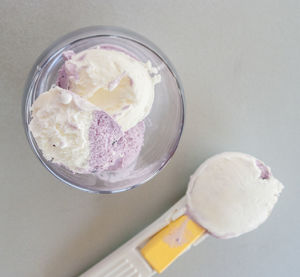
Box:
23, 25, 185, 194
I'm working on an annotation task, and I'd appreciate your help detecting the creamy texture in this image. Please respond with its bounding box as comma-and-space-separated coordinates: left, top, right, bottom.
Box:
57, 47, 161, 131
30, 46, 156, 174
30, 86, 146, 173
29, 86, 95, 172
187, 152, 283, 238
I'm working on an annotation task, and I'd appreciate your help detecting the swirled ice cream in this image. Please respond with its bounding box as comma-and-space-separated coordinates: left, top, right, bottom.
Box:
29, 46, 160, 173
57, 46, 161, 131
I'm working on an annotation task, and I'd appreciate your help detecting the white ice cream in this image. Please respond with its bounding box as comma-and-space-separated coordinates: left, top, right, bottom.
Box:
29, 86, 96, 172
187, 152, 283, 238
63, 47, 161, 131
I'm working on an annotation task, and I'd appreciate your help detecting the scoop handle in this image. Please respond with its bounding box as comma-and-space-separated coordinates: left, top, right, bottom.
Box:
79, 196, 204, 277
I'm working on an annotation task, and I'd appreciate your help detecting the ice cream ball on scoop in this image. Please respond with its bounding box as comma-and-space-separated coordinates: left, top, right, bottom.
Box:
187, 152, 283, 239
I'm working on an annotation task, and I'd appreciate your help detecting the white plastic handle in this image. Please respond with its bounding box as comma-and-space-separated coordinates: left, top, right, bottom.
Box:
79, 196, 207, 277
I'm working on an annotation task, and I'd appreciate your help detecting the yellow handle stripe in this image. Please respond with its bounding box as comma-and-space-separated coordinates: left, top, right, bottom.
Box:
140, 215, 205, 273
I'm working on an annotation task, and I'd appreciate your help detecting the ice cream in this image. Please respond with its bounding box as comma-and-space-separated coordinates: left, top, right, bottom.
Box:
29, 45, 160, 174
57, 47, 161, 131
187, 152, 284, 238
29, 86, 146, 173
29, 87, 94, 172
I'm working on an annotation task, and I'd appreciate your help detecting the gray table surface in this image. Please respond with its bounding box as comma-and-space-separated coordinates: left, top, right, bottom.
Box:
1, 1, 299, 276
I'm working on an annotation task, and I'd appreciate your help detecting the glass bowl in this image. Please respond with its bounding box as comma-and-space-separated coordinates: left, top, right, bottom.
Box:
23, 26, 184, 193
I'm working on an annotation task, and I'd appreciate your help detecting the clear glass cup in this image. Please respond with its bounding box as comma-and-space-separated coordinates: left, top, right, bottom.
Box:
23, 26, 185, 193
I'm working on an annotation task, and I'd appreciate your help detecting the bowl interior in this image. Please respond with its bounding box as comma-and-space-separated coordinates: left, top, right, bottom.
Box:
24, 27, 184, 193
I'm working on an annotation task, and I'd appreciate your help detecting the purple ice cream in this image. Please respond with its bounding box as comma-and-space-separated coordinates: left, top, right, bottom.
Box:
56, 50, 76, 89
88, 111, 145, 172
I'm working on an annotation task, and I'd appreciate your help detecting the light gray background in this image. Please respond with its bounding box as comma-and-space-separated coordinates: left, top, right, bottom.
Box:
0, 1, 299, 276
